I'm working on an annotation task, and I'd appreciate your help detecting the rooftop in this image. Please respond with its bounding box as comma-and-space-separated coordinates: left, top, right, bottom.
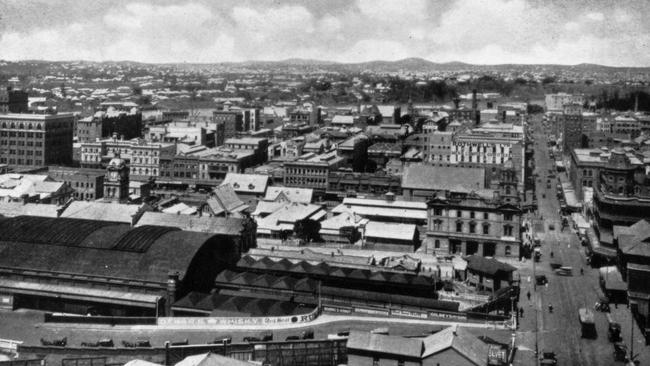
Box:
221, 173, 268, 194
402, 164, 486, 193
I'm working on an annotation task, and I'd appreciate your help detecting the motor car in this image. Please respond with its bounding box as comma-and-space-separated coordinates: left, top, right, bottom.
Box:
535, 275, 548, 285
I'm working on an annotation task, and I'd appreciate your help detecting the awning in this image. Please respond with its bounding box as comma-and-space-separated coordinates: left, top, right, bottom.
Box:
0, 279, 160, 308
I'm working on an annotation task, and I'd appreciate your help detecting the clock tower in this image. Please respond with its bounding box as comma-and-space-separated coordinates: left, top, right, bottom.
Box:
104, 155, 129, 202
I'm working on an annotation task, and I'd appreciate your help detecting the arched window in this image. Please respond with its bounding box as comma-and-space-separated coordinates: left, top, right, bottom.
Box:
19, 123, 24, 129
456, 221, 463, 232
618, 187, 624, 195
505, 246, 512, 256
1, 122, 6, 128
10, 123, 15, 128
27, 123, 32, 129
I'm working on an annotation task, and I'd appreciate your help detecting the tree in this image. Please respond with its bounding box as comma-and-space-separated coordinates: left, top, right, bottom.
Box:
293, 218, 321, 243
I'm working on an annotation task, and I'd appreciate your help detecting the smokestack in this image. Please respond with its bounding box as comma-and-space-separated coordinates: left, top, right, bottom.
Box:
472, 89, 479, 125
472, 89, 478, 110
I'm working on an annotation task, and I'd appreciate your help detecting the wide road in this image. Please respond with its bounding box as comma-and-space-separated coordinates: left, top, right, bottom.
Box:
514, 114, 650, 365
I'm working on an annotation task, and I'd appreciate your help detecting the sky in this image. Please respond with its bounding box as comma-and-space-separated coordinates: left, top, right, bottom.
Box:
0, 0, 649, 66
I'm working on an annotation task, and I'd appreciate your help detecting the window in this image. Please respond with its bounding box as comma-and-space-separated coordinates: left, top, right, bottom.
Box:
398, 360, 405, 366
483, 212, 489, 220
504, 213, 513, 221
470, 211, 475, 219
434, 240, 440, 249
469, 222, 476, 233
456, 221, 463, 232
505, 245, 512, 256
434, 208, 443, 216
483, 223, 490, 235
372, 358, 379, 366
457, 210, 462, 218
504, 225, 513, 236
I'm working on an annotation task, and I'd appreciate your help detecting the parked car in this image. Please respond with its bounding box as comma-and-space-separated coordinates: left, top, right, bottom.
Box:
536, 275, 548, 286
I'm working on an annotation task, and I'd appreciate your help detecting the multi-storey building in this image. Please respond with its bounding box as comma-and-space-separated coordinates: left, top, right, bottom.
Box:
570, 147, 644, 200
212, 110, 243, 140
283, 151, 345, 190
224, 137, 268, 166
450, 123, 526, 192
426, 191, 522, 258
76, 109, 142, 143
336, 134, 369, 172
0, 87, 28, 113
48, 166, 105, 201
79, 137, 175, 180
545, 92, 585, 112
592, 149, 650, 246
612, 115, 641, 138
129, 140, 176, 180
0, 113, 74, 167
327, 170, 402, 197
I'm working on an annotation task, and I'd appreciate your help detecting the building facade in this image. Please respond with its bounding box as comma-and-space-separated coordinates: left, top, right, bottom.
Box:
426, 192, 522, 258
48, 166, 105, 201
0, 113, 74, 167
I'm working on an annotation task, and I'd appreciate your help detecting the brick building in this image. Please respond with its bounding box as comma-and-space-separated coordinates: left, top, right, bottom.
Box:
48, 166, 105, 201
0, 113, 74, 167
426, 191, 522, 258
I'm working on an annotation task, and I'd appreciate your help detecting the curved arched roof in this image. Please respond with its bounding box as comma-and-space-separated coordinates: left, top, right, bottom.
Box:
0, 216, 224, 283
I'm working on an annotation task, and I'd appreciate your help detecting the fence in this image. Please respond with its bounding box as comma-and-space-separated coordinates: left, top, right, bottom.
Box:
43, 314, 157, 326
322, 304, 508, 323
157, 306, 320, 327
0, 360, 43, 366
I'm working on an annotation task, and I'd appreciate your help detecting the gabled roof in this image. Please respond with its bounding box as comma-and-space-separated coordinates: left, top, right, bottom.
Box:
464, 255, 516, 275
221, 174, 268, 194
617, 220, 650, 257
263, 187, 313, 203
175, 352, 256, 366
61, 201, 144, 224
364, 221, 417, 242
347, 331, 423, 358
0, 202, 61, 218
135, 212, 244, 236
206, 184, 248, 215
422, 326, 490, 365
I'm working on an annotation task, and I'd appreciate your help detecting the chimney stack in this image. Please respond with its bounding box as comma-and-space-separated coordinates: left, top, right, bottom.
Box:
166, 272, 180, 316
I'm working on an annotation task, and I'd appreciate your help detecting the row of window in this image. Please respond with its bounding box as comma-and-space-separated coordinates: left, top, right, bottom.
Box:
432, 209, 514, 221
1, 131, 44, 137
1, 140, 42, 147
0, 157, 42, 165
6, 149, 42, 155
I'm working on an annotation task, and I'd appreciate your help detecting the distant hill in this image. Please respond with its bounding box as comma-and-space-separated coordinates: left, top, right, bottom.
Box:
1, 57, 649, 76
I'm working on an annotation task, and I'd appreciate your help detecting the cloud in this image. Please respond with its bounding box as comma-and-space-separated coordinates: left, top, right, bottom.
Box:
0, 0, 649, 66
586, 12, 605, 21
357, 0, 428, 21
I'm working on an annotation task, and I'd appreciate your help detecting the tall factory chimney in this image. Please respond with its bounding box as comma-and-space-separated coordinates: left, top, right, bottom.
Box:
472, 89, 479, 124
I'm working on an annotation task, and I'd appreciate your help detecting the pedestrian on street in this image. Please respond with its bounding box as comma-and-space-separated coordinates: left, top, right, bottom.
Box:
550, 251, 554, 258
580, 268, 584, 275
527, 291, 531, 301
519, 307, 524, 318
548, 304, 553, 313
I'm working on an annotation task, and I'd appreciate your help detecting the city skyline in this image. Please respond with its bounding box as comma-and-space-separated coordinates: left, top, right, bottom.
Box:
1, 0, 649, 67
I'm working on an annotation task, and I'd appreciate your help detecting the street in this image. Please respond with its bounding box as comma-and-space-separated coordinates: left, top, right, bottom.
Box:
514, 115, 650, 365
